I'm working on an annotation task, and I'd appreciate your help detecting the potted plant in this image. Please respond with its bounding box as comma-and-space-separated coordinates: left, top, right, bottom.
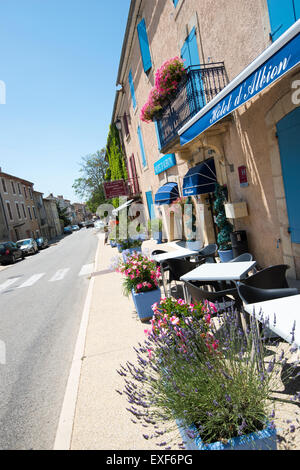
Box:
117, 253, 161, 322
120, 238, 143, 262
117, 301, 299, 450
148, 218, 163, 244
140, 57, 186, 123
213, 183, 234, 262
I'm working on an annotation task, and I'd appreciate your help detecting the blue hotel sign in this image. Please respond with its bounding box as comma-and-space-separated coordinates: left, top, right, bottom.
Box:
154, 153, 176, 175
180, 29, 300, 146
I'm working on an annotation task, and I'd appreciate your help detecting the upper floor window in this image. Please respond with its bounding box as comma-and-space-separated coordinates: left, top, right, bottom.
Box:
16, 202, 21, 219
128, 69, 137, 110
137, 125, 147, 168
6, 201, 13, 221
24, 186, 27, 198
28, 206, 32, 220
267, 0, 300, 42
137, 18, 152, 73
18, 182, 22, 195
29, 188, 33, 199
2, 178, 7, 193
11, 181, 16, 194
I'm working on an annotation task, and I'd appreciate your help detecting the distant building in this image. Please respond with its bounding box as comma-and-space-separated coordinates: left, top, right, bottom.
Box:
43, 197, 62, 239
33, 190, 49, 239
0, 171, 40, 241
0, 193, 9, 241
73, 202, 87, 224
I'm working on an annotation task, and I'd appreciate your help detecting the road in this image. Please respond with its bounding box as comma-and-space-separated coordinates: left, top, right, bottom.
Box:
0, 228, 99, 449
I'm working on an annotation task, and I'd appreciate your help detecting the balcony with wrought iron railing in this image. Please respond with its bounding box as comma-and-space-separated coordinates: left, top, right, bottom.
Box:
155, 63, 228, 152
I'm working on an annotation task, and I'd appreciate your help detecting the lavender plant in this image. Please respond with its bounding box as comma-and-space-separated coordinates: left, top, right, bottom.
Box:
117, 303, 300, 448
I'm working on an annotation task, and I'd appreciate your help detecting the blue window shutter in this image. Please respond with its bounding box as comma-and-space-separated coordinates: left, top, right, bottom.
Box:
181, 27, 205, 111
154, 121, 162, 151
128, 69, 136, 109
137, 18, 152, 73
294, 0, 300, 19
137, 125, 147, 167
173, 0, 179, 7
145, 191, 155, 219
181, 27, 200, 68
267, 0, 295, 41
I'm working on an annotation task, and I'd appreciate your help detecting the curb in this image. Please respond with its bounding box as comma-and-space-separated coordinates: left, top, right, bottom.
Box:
53, 233, 103, 450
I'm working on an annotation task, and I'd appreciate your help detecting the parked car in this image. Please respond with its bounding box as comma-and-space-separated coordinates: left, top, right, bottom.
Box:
71, 225, 80, 231
0, 241, 25, 265
85, 220, 95, 228
63, 226, 73, 235
16, 238, 38, 255
35, 237, 49, 249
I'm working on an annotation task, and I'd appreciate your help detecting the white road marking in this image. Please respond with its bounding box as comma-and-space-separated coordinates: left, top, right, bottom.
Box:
78, 264, 94, 277
49, 268, 70, 282
18, 273, 45, 288
0, 278, 20, 291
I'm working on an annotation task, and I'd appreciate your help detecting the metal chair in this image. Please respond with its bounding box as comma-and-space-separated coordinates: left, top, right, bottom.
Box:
229, 253, 253, 263
195, 243, 218, 264
184, 280, 240, 311
163, 258, 198, 296
239, 264, 291, 289
237, 282, 298, 304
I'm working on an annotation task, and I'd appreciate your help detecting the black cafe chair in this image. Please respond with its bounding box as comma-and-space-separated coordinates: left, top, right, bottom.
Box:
195, 243, 218, 264
229, 253, 253, 263
184, 280, 240, 311
236, 283, 299, 305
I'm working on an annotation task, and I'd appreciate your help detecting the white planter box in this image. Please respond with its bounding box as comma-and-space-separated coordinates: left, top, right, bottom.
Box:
225, 202, 248, 219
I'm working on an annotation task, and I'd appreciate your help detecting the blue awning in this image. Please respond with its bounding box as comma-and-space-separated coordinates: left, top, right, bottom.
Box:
155, 182, 179, 205
182, 159, 217, 196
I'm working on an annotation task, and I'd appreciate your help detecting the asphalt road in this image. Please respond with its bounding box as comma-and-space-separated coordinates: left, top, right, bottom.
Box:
0, 228, 99, 449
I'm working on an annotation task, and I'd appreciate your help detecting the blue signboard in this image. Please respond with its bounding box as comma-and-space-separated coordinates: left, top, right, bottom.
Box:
180, 30, 300, 146
154, 153, 176, 175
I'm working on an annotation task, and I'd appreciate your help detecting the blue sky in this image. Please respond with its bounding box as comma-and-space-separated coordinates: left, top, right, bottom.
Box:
0, 0, 131, 202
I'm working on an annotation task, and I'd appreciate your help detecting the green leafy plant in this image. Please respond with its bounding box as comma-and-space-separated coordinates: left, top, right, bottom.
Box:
214, 183, 233, 251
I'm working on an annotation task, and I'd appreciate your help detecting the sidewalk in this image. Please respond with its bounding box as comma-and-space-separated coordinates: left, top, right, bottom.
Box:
70, 235, 174, 450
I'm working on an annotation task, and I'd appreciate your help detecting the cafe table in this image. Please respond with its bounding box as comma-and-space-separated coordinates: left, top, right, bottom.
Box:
153, 247, 200, 296
243, 294, 300, 349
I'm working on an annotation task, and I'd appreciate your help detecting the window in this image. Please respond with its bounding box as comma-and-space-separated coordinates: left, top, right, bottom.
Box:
24, 186, 27, 198
6, 201, 13, 221
29, 188, 33, 199
28, 206, 32, 220
267, 0, 300, 41
173, 0, 179, 6
15, 202, 21, 219
22, 203, 26, 218
181, 27, 205, 110
123, 113, 130, 137
137, 125, 147, 168
137, 18, 152, 73
2, 178, 7, 193
11, 181, 16, 194
18, 183, 22, 195
32, 206, 37, 219
128, 69, 137, 109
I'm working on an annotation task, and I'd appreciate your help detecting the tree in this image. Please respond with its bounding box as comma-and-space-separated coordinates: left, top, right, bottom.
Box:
105, 124, 128, 208
73, 149, 108, 212
56, 202, 71, 227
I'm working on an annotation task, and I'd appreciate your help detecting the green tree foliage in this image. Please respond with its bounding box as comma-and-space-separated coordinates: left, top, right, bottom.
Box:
213, 183, 233, 251
105, 124, 128, 208
56, 202, 71, 227
73, 149, 108, 213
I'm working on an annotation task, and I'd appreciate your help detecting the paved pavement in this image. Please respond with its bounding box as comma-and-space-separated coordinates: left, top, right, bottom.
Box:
0, 228, 98, 449
69, 235, 176, 450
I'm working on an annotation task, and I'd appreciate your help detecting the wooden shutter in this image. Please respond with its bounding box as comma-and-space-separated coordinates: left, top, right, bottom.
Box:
137, 18, 152, 73
128, 69, 136, 109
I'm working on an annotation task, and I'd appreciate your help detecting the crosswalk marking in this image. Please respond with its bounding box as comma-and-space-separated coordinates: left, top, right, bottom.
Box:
49, 268, 70, 282
18, 273, 45, 288
78, 264, 94, 276
0, 278, 20, 291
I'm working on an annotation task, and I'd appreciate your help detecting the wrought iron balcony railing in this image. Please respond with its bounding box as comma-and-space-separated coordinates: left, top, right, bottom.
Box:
155, 63, 228, 150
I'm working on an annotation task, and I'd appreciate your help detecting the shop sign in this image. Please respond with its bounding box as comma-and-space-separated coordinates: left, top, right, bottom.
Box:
238, 165, 248, 187
154, 153, 176, 175
103, 180, 128, 199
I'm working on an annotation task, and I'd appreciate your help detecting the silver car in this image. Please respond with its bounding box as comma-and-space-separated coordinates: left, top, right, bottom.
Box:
16, 238, 39, 255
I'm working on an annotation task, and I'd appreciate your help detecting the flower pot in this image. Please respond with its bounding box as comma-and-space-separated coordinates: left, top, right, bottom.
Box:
131, 287, 161, 322
117, 243, 123, 253
186, 240, 202, 251
176, 420, 277, 451
122, 247, 142, 262
218, 249, 234, 262
110, 240, 117, 248
153, 231, 162, 244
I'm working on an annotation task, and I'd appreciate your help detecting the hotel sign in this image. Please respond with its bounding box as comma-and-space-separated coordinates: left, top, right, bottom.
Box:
103, 180, 128, 199
180, 24, 300, 146
154, 153, 176, 175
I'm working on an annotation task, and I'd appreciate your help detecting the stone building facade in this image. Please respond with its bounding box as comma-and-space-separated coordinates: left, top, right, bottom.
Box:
111, 0, 300, 278
0, 171, 40, 241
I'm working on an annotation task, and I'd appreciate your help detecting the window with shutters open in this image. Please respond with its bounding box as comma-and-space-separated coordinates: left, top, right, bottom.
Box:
128, 69, 137, 110
137, 18, 152, 73
267, 0, 300, 41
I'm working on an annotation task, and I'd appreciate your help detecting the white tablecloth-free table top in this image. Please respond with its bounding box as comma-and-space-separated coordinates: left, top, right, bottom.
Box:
180, 261, 257, 282
244, 294, 300, 348
153, 248, 199, 263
